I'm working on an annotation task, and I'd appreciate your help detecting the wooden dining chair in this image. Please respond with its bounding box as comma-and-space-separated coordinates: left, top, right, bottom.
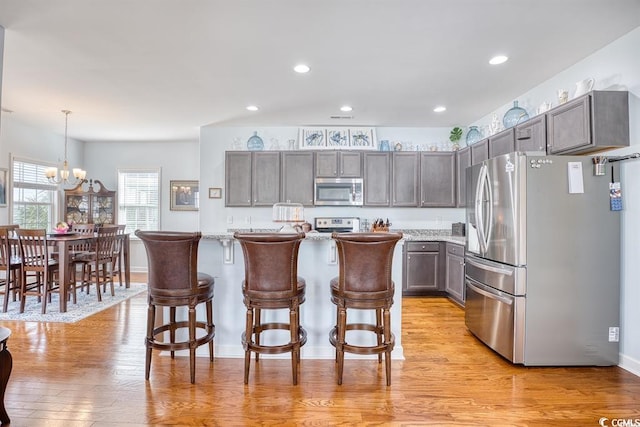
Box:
110, 224, 126, 287
75, 225, 118, 301
0, 225, 22, 313
15, 229, 63, 314
69, 223, 96, 294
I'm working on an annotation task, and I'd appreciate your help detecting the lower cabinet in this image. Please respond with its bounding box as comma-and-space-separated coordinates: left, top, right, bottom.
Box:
402, 242, 444, 296
445, 243, 465, 306
402, 240, 466, 304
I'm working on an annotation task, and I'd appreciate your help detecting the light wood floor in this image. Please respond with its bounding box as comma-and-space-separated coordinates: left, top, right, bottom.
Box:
3, 273, 640, 426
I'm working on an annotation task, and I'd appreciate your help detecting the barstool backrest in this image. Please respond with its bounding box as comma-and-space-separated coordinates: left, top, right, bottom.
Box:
332, 232, 403, 293
135, 230, 202, 301
234, 233, 305, 294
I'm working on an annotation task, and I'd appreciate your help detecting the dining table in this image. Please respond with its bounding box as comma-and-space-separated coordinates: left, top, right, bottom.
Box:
48, 232, 131, 313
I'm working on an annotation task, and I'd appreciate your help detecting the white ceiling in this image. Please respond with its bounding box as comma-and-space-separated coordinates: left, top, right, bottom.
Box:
1, 0, 639, 142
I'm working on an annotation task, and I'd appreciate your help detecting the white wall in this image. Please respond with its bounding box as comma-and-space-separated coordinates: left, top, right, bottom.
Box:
0, 114, 85, 224
469, 27, 640, 376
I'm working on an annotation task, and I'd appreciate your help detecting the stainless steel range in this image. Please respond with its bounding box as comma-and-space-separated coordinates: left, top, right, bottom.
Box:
314, 217, 360, 233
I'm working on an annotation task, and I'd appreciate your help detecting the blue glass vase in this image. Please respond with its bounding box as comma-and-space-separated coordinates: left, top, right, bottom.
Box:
246, 131, 264, 151
379, 140, 390, 151
466, 126, 482, 145
503, 101, 529, 128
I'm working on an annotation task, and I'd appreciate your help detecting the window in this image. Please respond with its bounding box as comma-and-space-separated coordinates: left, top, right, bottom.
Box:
118, 169, 160, 234
12, 158, 59, 229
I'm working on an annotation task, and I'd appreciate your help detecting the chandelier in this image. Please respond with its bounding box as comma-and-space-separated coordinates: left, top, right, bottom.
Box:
44, 110, 87, 185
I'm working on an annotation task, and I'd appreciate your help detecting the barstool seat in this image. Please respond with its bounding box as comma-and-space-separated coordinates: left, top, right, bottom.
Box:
329, 232, 403, 386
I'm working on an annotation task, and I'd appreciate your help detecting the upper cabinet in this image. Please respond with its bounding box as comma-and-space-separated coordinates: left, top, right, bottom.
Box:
225, 151, 280, 207
546, 91, 629, 155
64, 179, 116, 225
470, 139, 489, 165
363, 152, 391, 207
315, 151, 362, 178
488, 128, 515, 158
391, 152, 420, 207
420, 152, 456, 208
281, 151, 314, 206
456, 147, 471, 208
515, 115, 546, 152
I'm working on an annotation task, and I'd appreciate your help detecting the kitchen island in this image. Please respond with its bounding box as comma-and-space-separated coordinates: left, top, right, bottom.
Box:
193, 230, 463, 360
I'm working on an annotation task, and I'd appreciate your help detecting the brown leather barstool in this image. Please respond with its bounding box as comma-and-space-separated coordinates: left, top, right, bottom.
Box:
233, 232, 307, 385
135, 230, 215, 384
330, 231, 403, 386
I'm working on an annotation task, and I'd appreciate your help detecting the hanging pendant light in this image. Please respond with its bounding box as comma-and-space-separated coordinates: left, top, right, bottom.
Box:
44, 110, 87, 185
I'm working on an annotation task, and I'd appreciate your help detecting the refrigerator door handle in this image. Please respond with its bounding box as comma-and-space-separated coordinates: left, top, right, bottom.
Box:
484, 166, 494, 250
475, 164, 488, 254
466, 257, 514, 276
466, 279, 514, 306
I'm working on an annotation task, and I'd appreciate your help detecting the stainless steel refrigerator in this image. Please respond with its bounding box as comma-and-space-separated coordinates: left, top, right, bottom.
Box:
465, 152, 620, 365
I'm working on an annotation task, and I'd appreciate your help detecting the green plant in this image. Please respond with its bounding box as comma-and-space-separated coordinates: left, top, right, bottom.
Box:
449, 127, 463, 143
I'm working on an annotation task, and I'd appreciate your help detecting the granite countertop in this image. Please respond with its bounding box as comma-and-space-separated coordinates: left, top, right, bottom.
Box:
202, 229, 465, 245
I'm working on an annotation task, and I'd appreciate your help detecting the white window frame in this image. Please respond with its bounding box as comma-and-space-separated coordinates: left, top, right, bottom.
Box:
11, 156, 60, 230
117, 168, 161, 235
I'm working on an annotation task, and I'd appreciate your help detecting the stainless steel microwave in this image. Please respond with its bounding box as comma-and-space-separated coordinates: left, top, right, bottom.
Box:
314, 178, 363, 206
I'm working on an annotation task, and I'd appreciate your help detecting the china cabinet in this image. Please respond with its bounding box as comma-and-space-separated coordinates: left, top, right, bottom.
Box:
64, 179, 116, 225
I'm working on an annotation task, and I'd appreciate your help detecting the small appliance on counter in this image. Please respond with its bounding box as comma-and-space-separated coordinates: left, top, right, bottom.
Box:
451, 222, 465, 236
314, 217, 360, 233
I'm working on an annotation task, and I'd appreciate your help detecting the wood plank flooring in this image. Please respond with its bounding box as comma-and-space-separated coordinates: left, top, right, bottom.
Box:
2, 274, 640, 426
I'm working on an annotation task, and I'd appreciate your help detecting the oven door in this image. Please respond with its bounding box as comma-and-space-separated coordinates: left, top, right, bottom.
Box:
465, 278, 525, 363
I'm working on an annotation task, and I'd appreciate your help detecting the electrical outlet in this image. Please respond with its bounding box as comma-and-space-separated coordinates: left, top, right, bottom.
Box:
608, 327, 619, 342
226, 216, 233, 224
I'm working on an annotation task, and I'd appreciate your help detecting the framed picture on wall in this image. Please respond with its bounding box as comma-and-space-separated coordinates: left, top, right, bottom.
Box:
170, 180, 199, 211
326, 128, 350, 148
299, 128, 326, 149
348, 128, 376, 149
209, 187, 222, 199
0, 168, 7, 207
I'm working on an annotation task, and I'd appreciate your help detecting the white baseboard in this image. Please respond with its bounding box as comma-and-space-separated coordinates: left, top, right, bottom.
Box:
619, 353, 640, 377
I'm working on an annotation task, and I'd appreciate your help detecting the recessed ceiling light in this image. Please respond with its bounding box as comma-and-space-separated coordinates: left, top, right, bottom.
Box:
246, 105, 259, 112
340, 105, 353, 112
294, 64, 310, 73
433, 106, 447, 113
489, 55, 509, 65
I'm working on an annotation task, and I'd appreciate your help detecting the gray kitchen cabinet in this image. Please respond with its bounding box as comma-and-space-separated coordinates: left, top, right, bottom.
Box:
445, 243, 465, 306
420, 152, 456, 207
225, 152, 252, 207
251, 152, 281, 206
364, 152, 390, 206
515, 115, 546, 153
488, 128, 515, 158
281, 151, 314, 206
315, 151, 362, 178
225, 151, 280, 207
402, 241, 443, 296
546, 91, 629, 154
470, 139, 489, 165
456, 147, 471, 208
391, 152, 419, 207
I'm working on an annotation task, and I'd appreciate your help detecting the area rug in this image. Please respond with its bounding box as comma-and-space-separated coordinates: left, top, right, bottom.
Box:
0, 282, 147, 323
